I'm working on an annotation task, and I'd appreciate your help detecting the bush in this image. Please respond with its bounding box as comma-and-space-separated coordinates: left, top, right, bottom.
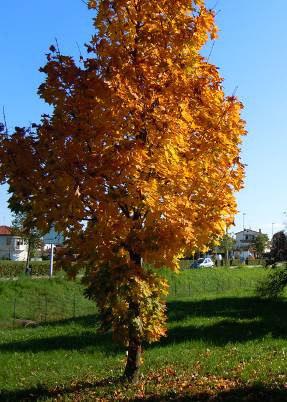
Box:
257, 266, 287, 298
0, 261, 60, 278
229, 259, 241, 266
179, 260, 193, 270
247, 259, 265, 266
232, 259, 265, 266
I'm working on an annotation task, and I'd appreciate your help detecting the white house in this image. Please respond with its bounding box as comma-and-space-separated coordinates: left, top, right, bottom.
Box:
234, 228, 265, 259
0, 226, 28, 261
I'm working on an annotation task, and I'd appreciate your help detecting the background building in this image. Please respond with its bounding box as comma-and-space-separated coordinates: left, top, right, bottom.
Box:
234, 228, 267, 259
0, 226, 28, 261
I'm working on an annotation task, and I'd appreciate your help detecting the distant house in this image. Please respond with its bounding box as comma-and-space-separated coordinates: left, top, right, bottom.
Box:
234, 228, 266, 259
0, 226, 28, 261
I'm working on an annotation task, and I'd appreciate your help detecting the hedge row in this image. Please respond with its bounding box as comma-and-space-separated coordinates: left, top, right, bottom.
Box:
241, 258, 266, 266
0, 261, 58, 278
226, 258, 266, 266
0, 258, 267, 278
180, 258, 266, 270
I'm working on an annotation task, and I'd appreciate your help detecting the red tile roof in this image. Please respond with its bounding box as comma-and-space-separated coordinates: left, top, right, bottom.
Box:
0, 226, 12, 235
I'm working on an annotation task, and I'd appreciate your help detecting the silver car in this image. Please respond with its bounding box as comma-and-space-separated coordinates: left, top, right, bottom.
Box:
192, 257, 214, 268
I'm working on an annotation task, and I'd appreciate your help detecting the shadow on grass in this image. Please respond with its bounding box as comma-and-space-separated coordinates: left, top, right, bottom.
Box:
0, 376, 122, 402
0, 314, 122, 355
1, 381, 286, 402
0, 331, 120, 354
160, 296, 287, 346
41, 313, 99, 328
167, 296, 287, 322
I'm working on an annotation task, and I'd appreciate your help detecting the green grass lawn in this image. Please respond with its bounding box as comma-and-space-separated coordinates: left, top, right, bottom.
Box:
0, 267, 286, 401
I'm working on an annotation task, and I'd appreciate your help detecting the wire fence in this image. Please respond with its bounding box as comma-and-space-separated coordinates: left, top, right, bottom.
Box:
167, 276, 258, 298
0, 293, 97, 329
0, 274, 263, 329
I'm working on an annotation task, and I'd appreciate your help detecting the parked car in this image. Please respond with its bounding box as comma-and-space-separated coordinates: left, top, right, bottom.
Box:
191, 257, 214, 268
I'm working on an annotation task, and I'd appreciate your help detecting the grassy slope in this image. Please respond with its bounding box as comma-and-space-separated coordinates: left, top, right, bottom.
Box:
0, 268, 286, 401
0, 275, 96, 327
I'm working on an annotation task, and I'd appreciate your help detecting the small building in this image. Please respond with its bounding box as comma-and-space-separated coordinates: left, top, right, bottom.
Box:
234, 228, 264, 259
0, 226, 28, 261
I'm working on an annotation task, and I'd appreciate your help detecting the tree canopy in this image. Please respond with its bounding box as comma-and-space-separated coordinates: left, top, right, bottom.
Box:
0, 0, 246, 382
253, 233, 269, 258
271, 231, 287, 261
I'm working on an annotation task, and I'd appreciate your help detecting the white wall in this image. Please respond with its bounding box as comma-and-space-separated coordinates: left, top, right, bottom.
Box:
0, 235, 28, 261
235, 230, 259, 249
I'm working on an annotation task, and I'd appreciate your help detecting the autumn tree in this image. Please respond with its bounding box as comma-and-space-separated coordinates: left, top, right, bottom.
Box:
0, 0, 246, 382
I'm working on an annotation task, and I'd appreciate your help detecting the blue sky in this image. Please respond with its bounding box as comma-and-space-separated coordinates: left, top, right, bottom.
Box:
0, 1, 286, 237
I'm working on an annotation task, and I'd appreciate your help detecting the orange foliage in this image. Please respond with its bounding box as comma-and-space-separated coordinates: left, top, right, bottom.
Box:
0, 0, 246, 377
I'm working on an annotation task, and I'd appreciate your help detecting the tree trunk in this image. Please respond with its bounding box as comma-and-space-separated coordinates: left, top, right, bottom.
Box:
124, 325, 142, 383
123, 250, 143, 383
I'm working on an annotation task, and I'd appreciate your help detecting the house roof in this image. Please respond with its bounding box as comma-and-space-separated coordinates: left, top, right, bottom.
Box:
0, 226, 12, 236
235, 229, 262, 236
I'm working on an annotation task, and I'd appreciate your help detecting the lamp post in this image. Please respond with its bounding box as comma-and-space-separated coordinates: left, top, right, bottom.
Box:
49, 244, 54, 278
283, 211, 287, 231
243, 213, 246, 231
272, 222, 274, 238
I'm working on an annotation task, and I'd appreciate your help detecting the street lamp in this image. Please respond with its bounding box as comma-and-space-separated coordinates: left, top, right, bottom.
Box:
243, 213, 246, 231
272, 222, 274, 237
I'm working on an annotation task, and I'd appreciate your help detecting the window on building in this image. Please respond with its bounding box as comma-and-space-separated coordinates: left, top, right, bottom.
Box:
16, 239, 24, 249
6, 238, 11, 246
245, 235, 248, 240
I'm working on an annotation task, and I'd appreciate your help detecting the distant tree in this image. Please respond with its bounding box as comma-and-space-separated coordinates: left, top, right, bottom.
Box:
217, 233, 236, 263
0, 0, 246, 383
253, 233, 269, 258
271, 231, 287, 261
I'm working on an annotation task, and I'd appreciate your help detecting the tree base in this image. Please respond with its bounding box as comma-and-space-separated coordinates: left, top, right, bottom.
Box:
122, 370, 140, 385
123, 337, 142, 384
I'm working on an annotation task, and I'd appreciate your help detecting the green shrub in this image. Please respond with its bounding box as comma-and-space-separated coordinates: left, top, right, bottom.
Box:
257, 266, 287, 298
179, 260, 192, 270
247, 259, 265, 266
229, 258, 240, 265
0, 261, 60, 278
230, 259, 265, 266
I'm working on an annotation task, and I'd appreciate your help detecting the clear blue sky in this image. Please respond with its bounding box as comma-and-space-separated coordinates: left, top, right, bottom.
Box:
0, 1, 286, 238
